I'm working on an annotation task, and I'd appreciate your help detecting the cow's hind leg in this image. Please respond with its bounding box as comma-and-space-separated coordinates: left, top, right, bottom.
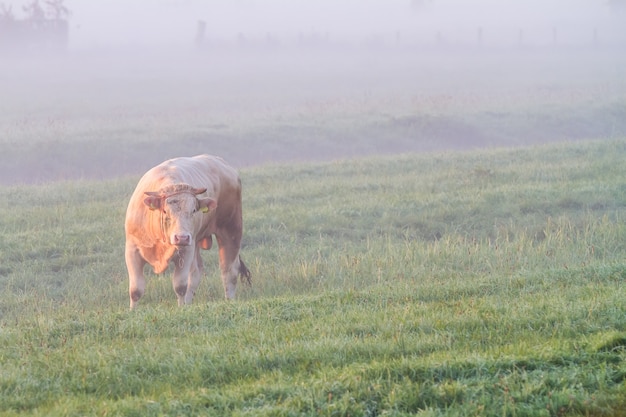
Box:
216, 234, 243, 299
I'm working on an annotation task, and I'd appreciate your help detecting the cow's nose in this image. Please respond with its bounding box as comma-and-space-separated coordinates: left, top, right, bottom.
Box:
172, 234, 191, 246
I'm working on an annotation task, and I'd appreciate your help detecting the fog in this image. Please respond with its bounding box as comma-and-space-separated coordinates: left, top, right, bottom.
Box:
65, 0, 621, 49
1, 0, 625, 183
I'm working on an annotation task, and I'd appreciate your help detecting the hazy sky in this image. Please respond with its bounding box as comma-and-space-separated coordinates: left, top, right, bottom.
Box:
6, 0, 617, 49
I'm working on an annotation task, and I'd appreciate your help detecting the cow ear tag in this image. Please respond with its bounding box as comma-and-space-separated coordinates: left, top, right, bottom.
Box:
200, 206, 210, 213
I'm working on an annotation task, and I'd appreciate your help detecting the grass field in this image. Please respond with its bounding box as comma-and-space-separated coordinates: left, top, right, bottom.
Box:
1, 138, 626, 416
1, 45, 626, 415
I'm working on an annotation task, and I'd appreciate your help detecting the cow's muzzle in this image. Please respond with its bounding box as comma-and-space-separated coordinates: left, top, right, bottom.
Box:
172, 233, 192, 246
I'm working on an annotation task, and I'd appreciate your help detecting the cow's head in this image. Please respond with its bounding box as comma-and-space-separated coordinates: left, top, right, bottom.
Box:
143, 185, 217, 246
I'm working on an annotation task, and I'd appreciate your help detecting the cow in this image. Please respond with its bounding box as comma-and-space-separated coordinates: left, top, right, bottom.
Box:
124, 154, 251, 309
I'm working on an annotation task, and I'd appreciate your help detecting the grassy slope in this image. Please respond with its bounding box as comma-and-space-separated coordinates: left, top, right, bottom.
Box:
1, 140, 626, 415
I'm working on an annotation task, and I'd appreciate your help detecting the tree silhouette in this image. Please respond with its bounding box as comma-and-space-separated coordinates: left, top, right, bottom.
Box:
0, 3, 15, 21
22, 0, 45, 21
0, 0, 71, 51
45, 0, 70, 20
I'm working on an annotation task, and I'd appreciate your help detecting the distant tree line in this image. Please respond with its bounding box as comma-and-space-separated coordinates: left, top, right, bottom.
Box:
0, 0, 70, 52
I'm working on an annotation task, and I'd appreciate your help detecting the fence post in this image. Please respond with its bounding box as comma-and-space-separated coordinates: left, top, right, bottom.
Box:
195, 20, 206, 47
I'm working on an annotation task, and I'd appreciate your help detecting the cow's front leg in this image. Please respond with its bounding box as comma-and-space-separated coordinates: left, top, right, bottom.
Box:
172, 247, 194, 306
183, 246, 203, 304
125, 241, 147, 310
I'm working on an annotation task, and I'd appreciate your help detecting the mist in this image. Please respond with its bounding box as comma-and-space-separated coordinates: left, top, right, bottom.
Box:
1, 0, 625, 183
64, 0, 622, 49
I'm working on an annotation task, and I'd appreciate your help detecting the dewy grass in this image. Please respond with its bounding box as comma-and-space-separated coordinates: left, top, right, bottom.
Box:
1, 140, 626, 415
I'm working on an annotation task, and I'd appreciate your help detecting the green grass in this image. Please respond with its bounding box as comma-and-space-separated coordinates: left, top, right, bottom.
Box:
1, 139, 626, 415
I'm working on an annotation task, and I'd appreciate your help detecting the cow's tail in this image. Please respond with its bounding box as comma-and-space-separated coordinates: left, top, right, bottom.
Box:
239, 256, 252, 286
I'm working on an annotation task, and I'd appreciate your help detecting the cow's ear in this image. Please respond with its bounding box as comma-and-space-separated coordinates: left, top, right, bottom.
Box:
143, 194, 162, 211
198, 198, 217, 213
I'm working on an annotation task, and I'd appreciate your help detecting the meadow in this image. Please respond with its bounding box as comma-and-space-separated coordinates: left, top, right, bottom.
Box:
1, 46, 626, 415
1, 139, 626, 415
